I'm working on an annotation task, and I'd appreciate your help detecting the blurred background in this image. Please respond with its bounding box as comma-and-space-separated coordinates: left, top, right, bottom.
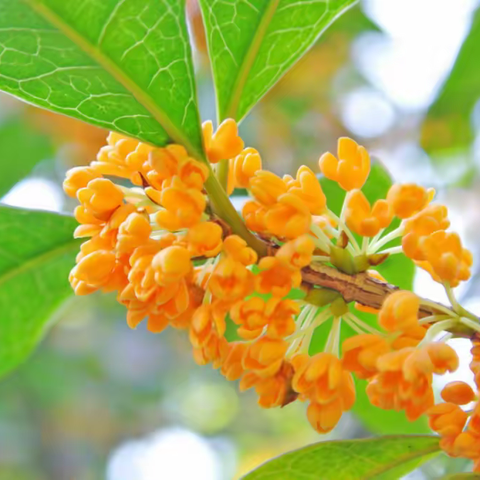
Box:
1, 0, 480, 478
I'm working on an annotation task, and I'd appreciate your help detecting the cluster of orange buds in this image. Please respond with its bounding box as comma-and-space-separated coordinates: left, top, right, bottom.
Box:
426, 339, 480, 471
65, 122, 480, 450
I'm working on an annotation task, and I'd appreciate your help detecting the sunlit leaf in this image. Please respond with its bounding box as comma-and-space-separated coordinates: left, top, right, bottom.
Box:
199, 0, 357, 121
0, 118, 53, 197
0, 0, 203, 156
242, 435, 440, 480
0, 206, 79, 379
420, 6, 480, 156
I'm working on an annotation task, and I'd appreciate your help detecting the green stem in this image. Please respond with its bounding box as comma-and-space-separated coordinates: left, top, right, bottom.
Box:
443, 282, 461, 313
460, 317, 480, 334
327, 209, 361, 253
216, 159, 230, 191
420, 299, 456, 317
368, 224, 404, 253
204, 167, 267, 256
418, 319, 458, 347
378, 245, 403, 255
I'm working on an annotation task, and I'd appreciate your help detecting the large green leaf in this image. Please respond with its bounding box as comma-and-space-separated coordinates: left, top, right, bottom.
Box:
420, 6, 480, 156
0, 0, 203, 156
0, 118, 53, 197
242, 435, 441, 480
199, 0, 357, 122
0, 206, 80, 378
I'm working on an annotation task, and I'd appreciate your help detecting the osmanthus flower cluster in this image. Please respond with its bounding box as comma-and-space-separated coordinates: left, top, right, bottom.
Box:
64, 120, 480, 469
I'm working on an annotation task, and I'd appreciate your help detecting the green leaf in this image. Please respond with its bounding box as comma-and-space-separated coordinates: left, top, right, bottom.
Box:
199, 0, 357, 122
242, 435, 440, 480
0, 0, 203, 156
420, 6, 480, 156
0, 206, 79, 379
0, 118, 53, 197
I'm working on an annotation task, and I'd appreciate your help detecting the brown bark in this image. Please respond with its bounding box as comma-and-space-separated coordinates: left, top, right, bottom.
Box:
301, 262, 442, 317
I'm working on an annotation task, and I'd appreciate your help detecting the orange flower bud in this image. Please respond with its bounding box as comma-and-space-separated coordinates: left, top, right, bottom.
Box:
402, 343, 458, 383
425, 342, 459, 375
154, 178, 206, 230
231, 147, 262, 188
241, 362, 297, 408
368, 350, 413, 415
292, 353, 354, 406
379, 290, 420, 333
222, 235, 258, 266
73, 205, 103, 238
127, 243, 176, 302
368, 343, 458, 422
242, 200, 267, 232
452, 432, 480, 460
106, 131, 127, 146
390, 324, 428, 350
419, 231, 472, 286
202, 119, 244, 163
318, 137, 370, 191
124, 142, 155, 172
471, 340, 480, 379
289, 166, 326, 215
209, 257, 254, 303
221, 342, 248, 381
427, 402, 468, 437
468, 404, 480, 436
146, 146, 182, 189
307, 399, 343, 434
264, 193, 311, 239
387, 184, 434, 219
69, 277, 97, 296
232, 296, 299, 340
116, 213, 152, 256
231, 297, 269, 340
152, 245, 191, 285
402, 205, 450, 260
249, 170, 288, 206
189, 304, 226, 348
193, 333, 228, 368
77, 178, 124, 219
265, 298, 299, 339
242, 337, 288, 377
342, 334, 390, 379
186, 222, 223, 257
71, 250, 117, 287
177, 156, 209, 190
441, 381, 476, 405
63, 167, 102, 198
105, 204, 138, 235
93, 133, 140, 180
345, 190, 392, 237
260, 362, 297, 408
256, 256, 302, 298
275, 235, 315, 269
